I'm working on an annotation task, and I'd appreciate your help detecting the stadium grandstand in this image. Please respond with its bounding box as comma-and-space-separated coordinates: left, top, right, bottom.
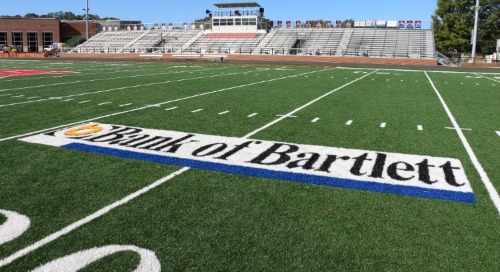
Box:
1, 2, 438, 65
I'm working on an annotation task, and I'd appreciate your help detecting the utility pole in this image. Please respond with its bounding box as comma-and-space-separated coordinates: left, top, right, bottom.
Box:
471, 0, 480, 63
84, 0, 90, 40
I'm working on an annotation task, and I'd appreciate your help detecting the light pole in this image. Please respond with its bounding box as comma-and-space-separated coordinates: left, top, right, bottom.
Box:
471, 0, 480, 63
83, 0, 89, 40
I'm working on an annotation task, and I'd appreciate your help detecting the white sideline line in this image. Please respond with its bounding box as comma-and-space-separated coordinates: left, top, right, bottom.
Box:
0, 70, 322, 143
247, 113, 258, 118
218, 111, 230, 115
311, 118, 320, 123
417, 125, 423, 131
346, 120, 353, 125
0, 67, 347, 267
425, 71, 500, 216
191, 109, 203, 113
380, 122, 386, 128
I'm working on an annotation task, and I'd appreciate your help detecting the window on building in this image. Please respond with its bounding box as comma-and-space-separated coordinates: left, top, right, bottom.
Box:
0, 32, 7, 46
235, 18, 242, 26
27, 32, 38, 52
12, 32, 23, 50
42, 32, 53, 48
213, 19, 220, 26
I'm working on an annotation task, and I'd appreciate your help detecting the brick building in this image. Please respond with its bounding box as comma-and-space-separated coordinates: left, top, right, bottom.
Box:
1, 18, 102, 52
0, 18, 61, 52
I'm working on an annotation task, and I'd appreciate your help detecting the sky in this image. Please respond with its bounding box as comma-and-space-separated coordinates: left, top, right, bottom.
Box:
0, 0, 437, 28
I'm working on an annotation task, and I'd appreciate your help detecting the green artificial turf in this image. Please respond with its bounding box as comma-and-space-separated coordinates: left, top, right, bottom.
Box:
0, 60, 499, 271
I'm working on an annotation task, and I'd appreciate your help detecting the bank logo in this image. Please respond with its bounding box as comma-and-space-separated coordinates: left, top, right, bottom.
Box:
21, 123, 475, 203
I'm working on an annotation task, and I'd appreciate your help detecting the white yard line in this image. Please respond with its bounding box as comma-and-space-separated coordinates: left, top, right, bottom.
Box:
475, 73, 500, 83
0, 167, 191, 268
0, 68, 254, 108
425, 71, 500, 216
336, 66, 500, 76
244, 70, 377, 138
0, 67, 223, 92
0, 70, 323, 143
0, 67, 368, 267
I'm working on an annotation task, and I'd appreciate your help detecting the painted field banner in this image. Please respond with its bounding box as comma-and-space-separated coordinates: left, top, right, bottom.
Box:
21, 123, 476, 203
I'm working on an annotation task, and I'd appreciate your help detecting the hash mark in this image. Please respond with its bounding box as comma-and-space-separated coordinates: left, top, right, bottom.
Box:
78, 100, 91, 104
417, 125, 423, 131
496, 131, 500, 137
62, 99, 73, 102
191, 108, 203, 113
165, 106, 178, 111
218, 111, 230, 115
311, 118, 320, 123
98, 102, 112, 106
346, 120, 353, 125
445, 127, 472, 131
380, 123, 387, 128
119, 103, 133, 107
248, 113, 258, 118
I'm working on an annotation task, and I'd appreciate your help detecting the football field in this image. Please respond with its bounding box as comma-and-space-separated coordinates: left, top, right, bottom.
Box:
0, 59, 499, 271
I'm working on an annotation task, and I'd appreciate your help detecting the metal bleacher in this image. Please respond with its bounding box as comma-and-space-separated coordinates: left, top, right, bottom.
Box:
74, 31, 148, 53
184, 32, 266, 54
73, 26, 435, 60
343, 29, 435, 59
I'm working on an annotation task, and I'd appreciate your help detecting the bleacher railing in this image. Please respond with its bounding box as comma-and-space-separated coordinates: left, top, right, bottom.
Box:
66, 45, 435, 59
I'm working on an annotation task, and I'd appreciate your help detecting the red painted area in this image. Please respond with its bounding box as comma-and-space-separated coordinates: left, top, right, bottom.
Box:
0, 69, 73, 78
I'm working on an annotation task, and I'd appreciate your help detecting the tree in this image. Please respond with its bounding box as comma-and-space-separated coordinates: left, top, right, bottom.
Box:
432, 0, 500, 55
25, 13, 40, 18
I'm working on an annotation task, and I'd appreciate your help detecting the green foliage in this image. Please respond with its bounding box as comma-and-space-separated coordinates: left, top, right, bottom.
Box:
64, 36, 85, 47
6, 11, 119, 21
433, 0, 500, 55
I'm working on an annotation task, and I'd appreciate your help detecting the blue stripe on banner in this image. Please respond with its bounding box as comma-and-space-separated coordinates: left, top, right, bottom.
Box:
63, 143, 476, 203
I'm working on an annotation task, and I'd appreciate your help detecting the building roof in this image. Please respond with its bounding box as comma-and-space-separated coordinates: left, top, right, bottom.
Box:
213, 2, 261, 8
